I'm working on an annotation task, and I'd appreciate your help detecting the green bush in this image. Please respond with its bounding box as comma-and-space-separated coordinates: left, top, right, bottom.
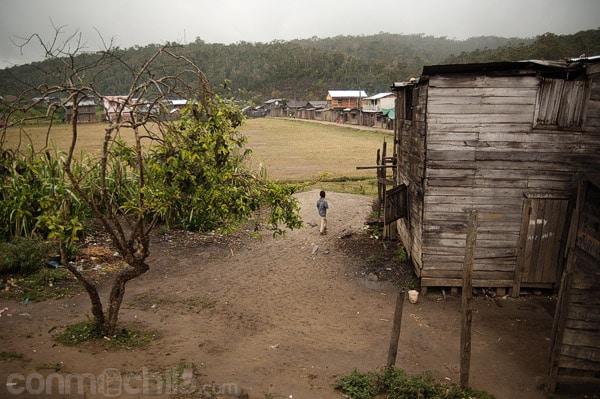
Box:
336, 367, 495, 399
335, 369, 377, 399
0, 147, 91, 247
0, 237, 51, 274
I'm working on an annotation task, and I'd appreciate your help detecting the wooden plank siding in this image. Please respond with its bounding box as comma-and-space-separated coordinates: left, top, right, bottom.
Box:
421, 75, 540, 287
393, 60, 600, 290
547, 179, 600, 392
395, 84, 426, 274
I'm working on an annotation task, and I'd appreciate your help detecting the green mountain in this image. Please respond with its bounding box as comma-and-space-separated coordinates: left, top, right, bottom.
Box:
1, 30, 598, 104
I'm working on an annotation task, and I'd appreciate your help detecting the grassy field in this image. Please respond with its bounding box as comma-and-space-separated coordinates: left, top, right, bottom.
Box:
242, 118, 390, 179
2, 118, 392, 195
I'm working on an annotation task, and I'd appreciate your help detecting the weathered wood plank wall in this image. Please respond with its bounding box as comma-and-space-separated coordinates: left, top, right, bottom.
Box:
398, 66, 600, 289
548, 179, 600, 392
421, 75, 540, 287
396, 84, 426, 273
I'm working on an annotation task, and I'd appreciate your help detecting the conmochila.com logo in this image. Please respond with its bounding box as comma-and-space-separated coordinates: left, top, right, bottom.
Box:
5, 367, 241, 397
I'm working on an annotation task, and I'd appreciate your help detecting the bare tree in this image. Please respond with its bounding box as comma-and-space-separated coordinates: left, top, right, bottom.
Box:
1, 27, 301, 336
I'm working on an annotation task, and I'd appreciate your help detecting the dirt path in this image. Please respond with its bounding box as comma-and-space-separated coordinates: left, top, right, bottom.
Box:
1, 190, 558, 398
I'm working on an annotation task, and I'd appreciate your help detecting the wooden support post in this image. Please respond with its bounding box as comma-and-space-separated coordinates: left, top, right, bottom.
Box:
386, 289, 406, 368
460, 210, 478, 389
376, 148, 382, 214
513, 199, 532, 297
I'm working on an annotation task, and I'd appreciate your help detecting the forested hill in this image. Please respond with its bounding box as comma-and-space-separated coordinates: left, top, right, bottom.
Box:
443, 29, 600, 64
1, 30, 598, 103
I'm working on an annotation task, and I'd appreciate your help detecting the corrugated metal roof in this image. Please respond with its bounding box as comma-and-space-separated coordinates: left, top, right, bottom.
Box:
65, 99, 96, 107
328, 90, 367, 98
364, 92, 393, 100
569, 54, 600, 63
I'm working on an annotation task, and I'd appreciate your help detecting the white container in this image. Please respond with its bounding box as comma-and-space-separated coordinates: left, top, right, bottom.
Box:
408, 290, 419, 304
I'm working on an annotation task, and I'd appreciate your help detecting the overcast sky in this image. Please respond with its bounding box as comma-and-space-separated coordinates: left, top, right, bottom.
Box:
1, 0, 599, 68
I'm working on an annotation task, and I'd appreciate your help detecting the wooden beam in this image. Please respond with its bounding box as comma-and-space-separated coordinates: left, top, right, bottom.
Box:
460, 210, 478, 389
386, 290, 406, 368
356, 165, 396, 169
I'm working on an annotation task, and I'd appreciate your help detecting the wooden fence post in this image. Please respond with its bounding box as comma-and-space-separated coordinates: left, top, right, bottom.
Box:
460, 210, 478, 389
386, 289, 406, 368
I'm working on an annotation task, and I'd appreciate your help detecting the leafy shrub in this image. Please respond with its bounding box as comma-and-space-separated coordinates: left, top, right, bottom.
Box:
335, 369, 377, 399
336, 367, 495, 399
0, 237, 51, 274
0, 147, 91, 250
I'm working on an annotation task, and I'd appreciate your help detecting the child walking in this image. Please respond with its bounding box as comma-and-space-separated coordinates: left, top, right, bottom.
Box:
316, 190, 329, 235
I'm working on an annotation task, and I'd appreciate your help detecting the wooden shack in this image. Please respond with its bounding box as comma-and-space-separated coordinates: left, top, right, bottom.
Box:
65, 97, 97, 124
547, 176, 600, 393
390, 57, 600, 294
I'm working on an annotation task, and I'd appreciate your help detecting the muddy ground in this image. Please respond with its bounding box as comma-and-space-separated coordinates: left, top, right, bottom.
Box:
0, 190, 569, 398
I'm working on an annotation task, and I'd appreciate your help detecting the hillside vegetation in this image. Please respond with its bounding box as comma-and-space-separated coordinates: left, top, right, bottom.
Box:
0, 30, 598, 104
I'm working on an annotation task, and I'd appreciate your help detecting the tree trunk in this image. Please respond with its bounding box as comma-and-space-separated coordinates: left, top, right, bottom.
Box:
61, 240, 105, 327
104, 260, 149, 335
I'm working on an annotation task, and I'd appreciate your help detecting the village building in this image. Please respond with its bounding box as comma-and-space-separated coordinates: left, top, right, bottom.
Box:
165, 99, 188, 120
102, 95, 138, 122
362, 92, 395, 129
64, 97, 97, 124
390, 57, 600, 293
262, 98, 284, 117
326, 89, 368, 109
251, 92, 392, 131
284, 100, 306, 117
297, 100, 328, 120
362, 92, 395, 112
387, 57, 600, 393
326, 90, 368, 125
242, 105, 267, 118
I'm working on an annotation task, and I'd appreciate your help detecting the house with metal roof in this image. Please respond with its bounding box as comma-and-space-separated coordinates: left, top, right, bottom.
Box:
362, 92, 394, 113
326, 90, 368, 110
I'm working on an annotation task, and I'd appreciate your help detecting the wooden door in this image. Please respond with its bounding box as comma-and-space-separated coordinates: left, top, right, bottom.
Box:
514, 197, 571, 294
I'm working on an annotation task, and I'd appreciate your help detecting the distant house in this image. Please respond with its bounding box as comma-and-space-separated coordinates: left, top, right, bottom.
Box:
285, 100, 306, 117
170, 99, 187, 111
297, 100, 328, 120
65, 97, 97, 124
103, 96, 138, 122
363, 92, 395, 129
363, 92, 394, 112
326, 90, 367, 110
326, 90, 368, 125
390, 57, 600, 295
166, 99, 188, 120
242, 105, 266, 118
263, 99, 284, 117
